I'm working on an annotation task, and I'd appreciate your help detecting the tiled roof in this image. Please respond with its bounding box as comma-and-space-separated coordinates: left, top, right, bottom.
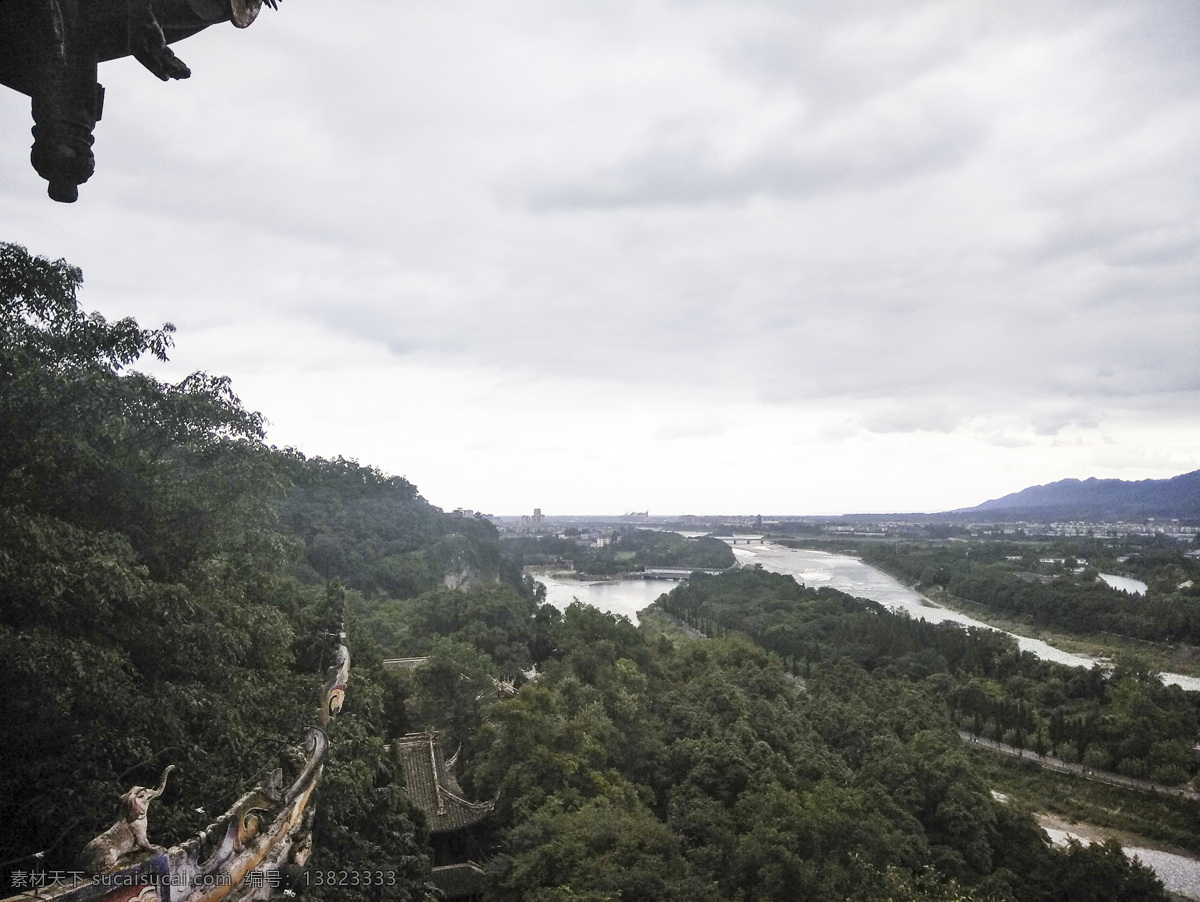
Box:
431, 862, 488, 899
395, 732, 493, 833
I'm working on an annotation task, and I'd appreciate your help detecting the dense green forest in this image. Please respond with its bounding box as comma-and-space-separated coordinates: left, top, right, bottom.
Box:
505, 529, 735, 575
0, 243, 517, 899
658, 568, 1199, 785
852, 540, 1200, 646
1, 243, 1187, 901
417, 589, 1176, 900
350, 574, 1181, 901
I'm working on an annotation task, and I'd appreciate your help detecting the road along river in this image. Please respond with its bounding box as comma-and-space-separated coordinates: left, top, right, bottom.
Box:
530, 541, 1200, 692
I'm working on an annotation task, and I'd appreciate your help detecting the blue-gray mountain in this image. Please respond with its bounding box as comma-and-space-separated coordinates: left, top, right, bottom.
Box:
957, 469, 1200, 519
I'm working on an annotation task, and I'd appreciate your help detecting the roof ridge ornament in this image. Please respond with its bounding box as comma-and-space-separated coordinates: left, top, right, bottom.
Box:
1, 590, 351, 902
1, 0, 284, 201
78, 765, 175, 875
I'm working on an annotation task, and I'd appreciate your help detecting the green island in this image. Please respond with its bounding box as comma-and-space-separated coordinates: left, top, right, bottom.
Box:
2, 243, 1195, 901
504, 529, 735, 576
918, 585, 1200, 681
782, 536, 1200, 678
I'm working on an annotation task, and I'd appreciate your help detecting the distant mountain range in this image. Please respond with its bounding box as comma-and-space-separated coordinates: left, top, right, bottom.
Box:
954, 469, 1200, 520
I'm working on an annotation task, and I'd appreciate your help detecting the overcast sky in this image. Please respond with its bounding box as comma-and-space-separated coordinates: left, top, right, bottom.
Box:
3, 0, 1198, 515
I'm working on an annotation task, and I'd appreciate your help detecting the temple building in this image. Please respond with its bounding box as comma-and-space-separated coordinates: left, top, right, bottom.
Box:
395, 731, 494, 900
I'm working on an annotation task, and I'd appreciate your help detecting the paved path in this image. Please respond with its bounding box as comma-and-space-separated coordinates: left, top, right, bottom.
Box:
958, 731, 1200, 802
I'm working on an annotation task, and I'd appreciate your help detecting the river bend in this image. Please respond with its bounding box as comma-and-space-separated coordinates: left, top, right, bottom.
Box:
531, 542, 1200, 692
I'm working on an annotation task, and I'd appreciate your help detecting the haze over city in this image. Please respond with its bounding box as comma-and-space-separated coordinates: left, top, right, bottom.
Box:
3, 1, 1197, 515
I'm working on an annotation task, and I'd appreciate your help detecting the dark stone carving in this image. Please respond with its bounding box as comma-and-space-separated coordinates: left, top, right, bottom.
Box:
0, 0, 278, 202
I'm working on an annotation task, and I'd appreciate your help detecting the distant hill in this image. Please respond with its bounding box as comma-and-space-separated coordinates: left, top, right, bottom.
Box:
955, 469, 1200, 519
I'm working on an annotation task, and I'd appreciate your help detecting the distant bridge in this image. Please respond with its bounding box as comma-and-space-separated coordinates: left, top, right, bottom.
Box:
381, 656, 429, 670
640, 567, 731, 579
713, 535, 765, 545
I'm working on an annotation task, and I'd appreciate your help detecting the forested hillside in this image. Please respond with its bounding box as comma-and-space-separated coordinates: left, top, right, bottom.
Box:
413, 585, 1176, 901
1, 243, 1186, 902
658, 568, 1199, 787
278, 455, 517, 597
0, 243, 516, 899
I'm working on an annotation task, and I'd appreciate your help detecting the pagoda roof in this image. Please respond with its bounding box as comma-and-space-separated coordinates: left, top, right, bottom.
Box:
395, 732, 493, 833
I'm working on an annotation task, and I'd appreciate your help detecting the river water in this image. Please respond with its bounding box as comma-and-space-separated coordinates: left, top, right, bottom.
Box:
530, 542, 1200, 692
1098, 573, 1149, 596
533, 569, 672, 623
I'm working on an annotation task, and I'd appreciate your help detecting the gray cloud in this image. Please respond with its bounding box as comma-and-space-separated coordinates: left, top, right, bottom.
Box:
3, 0, 1198, 510
525, 106, 985, 209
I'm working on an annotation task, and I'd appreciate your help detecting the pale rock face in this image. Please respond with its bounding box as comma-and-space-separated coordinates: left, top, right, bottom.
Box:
442, 567, 473, 590
442, 565, 502, 590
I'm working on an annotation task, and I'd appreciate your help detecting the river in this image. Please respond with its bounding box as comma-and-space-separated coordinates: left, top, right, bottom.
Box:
532, 568, 673, 623
1099, 573, 1149, 595
530, 541, 1200, 692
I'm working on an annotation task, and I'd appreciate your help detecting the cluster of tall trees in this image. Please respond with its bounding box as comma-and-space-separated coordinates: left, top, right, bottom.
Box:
658, 568, 1199, 785
363, 566, 1183, 901
392, 595, 1171, 901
